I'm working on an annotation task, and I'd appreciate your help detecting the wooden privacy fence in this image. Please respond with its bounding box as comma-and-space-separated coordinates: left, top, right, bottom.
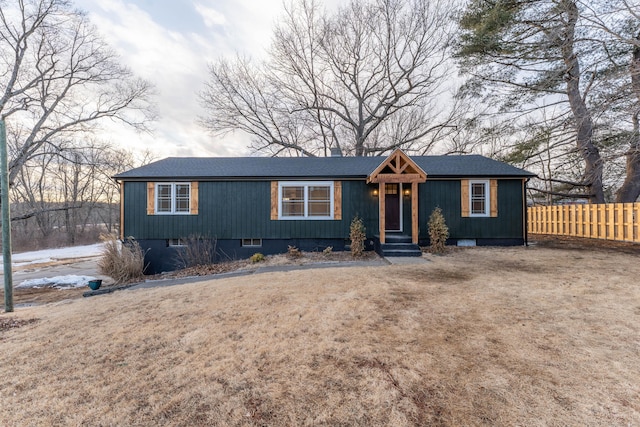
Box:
528, 203, 640, 243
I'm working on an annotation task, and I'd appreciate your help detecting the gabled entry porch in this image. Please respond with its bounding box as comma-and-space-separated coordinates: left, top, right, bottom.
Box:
367, 150, 427, 245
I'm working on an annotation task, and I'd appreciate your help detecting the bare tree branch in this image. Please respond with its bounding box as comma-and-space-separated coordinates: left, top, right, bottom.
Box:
11, 205, 79, 222
200, 0, 457, 157
0, 0, 155, 184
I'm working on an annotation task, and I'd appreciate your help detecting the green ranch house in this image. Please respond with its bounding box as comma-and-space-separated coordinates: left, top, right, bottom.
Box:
114, 150, 535, 274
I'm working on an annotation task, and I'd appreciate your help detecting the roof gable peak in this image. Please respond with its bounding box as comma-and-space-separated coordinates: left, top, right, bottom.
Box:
367, 149, 427, 183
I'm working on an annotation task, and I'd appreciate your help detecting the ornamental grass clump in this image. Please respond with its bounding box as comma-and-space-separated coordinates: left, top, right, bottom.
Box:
350, 215, 366, 257
98, 236, 146, 284
428, 207, 449, 254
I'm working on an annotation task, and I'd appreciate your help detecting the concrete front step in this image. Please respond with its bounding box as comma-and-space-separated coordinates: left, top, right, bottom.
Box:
375, 234, 423, 257
384, 234, 412, 243
380, 242, 419, 251
382, 248, 423, 257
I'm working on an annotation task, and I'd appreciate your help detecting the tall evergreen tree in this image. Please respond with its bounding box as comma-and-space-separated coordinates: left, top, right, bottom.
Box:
456, 0, 640, 202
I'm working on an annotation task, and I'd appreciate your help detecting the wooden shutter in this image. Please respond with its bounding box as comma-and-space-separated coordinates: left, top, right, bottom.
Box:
461, 179, 469, 217
147, 182, 155, 215
190, 181, 199, 214
333, 181, 342, 220
270, 181, 278, 220
490, 179, 498, 217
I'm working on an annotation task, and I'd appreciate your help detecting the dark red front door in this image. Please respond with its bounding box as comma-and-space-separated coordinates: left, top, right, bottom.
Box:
385, 183, 400, 231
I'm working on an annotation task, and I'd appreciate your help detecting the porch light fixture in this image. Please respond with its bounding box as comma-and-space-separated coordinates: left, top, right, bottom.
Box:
403, 188, 411, 196
372, 188, 379, 196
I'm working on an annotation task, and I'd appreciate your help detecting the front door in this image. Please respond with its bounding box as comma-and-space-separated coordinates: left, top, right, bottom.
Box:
384, 183, 401, 231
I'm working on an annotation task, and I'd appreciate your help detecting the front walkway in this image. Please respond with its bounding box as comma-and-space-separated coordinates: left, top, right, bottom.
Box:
83, 257, 391, 297
384, 256, 430, 265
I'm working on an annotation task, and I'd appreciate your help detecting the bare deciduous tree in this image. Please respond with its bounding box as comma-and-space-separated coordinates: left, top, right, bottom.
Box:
201, 0, 456, 157
10, 143, 149, 248
0, 0, 154, 183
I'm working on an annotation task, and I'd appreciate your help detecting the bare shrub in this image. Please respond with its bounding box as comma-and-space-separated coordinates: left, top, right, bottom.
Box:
176, 235, 216, 268
287, 245, 302, 258
350, 215, 366, 257
428, 207, 449, 254
98, 236, 146, 284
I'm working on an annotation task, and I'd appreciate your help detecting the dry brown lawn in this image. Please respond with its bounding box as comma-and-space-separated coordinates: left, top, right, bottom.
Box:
1, 238, 639, 426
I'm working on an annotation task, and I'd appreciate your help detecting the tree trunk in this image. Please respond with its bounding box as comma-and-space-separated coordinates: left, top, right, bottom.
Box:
561, 0, 605, 203
616, 115, 640, 203
615, 32, 640, 203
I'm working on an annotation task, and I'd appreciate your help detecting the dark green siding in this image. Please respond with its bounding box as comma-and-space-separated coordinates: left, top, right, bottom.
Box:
123, 180, 379, 241
123, 178, 524, 242
418, 179, 524, 239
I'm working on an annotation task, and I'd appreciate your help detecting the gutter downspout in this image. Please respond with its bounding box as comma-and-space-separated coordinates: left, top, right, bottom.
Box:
115, 178, 124, 241
524, 178, 530, 246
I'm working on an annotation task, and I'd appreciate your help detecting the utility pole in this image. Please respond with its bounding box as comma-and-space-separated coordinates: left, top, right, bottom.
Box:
0, 119, 13, 312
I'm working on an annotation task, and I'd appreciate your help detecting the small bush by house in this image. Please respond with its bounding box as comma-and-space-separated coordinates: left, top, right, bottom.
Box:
350, 215, 366, 257
428, 207, 449, 254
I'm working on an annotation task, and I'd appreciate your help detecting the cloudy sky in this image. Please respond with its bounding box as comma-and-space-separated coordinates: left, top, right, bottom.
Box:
81, 0, 338, 159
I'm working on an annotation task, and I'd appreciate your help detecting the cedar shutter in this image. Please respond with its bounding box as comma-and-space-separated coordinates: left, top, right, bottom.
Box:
490, 179, 498, 217
270, 181, 278, 220
147, 182, 155, 215
190, 181, 199, 215
461, 179, 469, 217
333, 181, 342, 220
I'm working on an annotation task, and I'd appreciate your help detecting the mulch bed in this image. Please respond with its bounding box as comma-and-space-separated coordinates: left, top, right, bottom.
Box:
144, 260, 249, 281
145, 251, 380, 281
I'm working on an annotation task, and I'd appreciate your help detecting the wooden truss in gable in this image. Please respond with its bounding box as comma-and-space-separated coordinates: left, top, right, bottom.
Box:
366, 149, 427, 184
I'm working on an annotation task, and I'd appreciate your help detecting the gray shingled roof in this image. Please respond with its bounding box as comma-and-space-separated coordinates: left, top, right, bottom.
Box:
114, 155, 535, 180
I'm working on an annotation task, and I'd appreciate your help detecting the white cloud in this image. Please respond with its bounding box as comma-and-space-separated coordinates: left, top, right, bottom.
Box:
193, 2, 226, 28
84, 0, 247, 157
80, 0, 342, 159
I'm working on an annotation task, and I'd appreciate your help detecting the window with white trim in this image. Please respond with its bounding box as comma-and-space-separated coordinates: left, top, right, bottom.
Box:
168, 238, 186, 247
156, 183, 191, 214
278, 181, 334, 220
469, 180, 490, 216
242, 238, 262, 247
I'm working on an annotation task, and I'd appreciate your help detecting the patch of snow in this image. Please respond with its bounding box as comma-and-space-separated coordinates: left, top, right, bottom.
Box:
17, 275, 97, 290
0, 243, 104, 272
13, 258, 54, 268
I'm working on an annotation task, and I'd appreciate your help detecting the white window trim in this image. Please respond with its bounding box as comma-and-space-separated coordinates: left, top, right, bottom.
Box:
278, 181, 334, 220
469, 180, 490, 217
155, 182, 191, 215
242, 238, 262, 247
168, 238, 186, 247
